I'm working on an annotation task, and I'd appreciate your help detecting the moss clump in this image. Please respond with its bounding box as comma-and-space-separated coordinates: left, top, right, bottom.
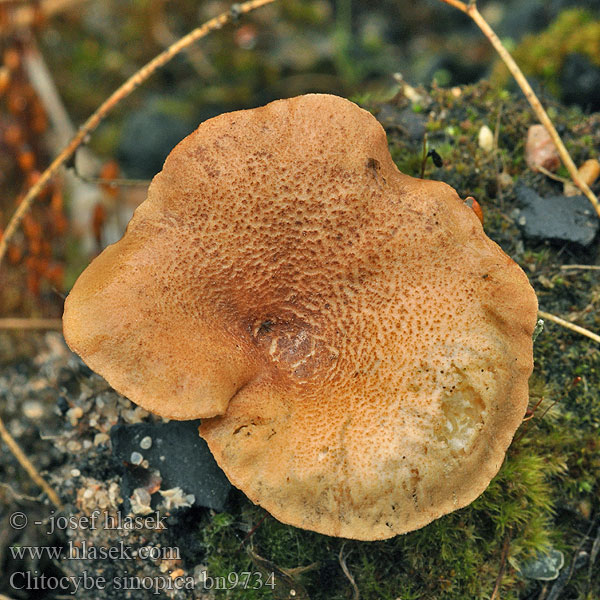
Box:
490, 9, 600, 97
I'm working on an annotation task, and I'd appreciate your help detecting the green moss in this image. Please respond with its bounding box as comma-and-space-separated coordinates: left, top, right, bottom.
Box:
198, 433, 564, 599
198, 387, 597, 598
198, 410, 597, 598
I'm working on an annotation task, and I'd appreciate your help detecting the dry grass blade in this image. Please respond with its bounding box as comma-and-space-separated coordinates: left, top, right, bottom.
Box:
339, 543, 360, 600
0, 0, 279, 272
437, 0, 600, 218
538, 310, 600, 344
560, 264, 600, 271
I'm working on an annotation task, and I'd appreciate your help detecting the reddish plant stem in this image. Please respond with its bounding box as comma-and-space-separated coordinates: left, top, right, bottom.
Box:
0, 0, 279, 271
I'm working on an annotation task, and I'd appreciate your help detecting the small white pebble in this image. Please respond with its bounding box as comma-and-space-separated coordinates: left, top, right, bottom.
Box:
66, 406, 84, 427
71, 468, 81, 477
108, 482, 122, 506
193, 566, 208, 584
133, 488, 150, 504
497, 171, 513, 190
122, 407, 147, 424
79, 383, 93, 398
94, 433, 110, 446
83, 488, 94, 499
9, 420, 25, 438
130, 451, 143, 465
478, 125, 494, 152
140, 436, 152, 450
134, 406, 149, 420
130, 487, 153, 515
159, 487, 194, 510
23, 401, 44, 419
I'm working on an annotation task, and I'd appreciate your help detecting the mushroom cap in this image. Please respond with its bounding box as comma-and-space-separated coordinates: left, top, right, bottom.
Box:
63, 94, 538, 540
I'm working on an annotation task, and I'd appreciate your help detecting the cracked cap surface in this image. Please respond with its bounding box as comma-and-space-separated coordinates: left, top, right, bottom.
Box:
63, 94, 538, 539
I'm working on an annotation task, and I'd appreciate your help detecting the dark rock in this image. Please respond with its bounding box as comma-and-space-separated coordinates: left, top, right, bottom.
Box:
514, 183, 598, 246
560, 53, 600, 111
56, 395, 69, 415
495, 0, 549, 39
117, 99, 195, 179
425, 54, 486, 87
377, 105, 426, 141
110, 420, 231, 511
56, 366, 80, 395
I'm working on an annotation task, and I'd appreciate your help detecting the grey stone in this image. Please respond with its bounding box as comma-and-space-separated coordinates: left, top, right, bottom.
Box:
518, 548, 565, 581
111, 420, 231, 511
377, 105, 426, 141
514, 182, 598, 246
117, 98, 195, 179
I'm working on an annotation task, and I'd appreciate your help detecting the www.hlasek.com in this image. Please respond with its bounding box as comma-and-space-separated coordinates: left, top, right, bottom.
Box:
10, 540, 180, 561
9, 568, 276, 595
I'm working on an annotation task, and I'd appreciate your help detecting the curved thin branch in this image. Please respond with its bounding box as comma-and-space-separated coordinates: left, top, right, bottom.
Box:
0, 0, 279, 271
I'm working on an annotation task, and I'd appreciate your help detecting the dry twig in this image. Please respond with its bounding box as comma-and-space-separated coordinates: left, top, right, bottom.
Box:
0, 318, 63, 329
537, 165, 570, 185
438, 0, 600, 218
490, 534, 510, 600
74, 174, 151, 188
0, 415, 62, 508
538, 310, 600, 344
0, 0, 278, 271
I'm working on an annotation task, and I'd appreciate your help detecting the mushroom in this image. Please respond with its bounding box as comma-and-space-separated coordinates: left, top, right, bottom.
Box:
63, 94, 538, 540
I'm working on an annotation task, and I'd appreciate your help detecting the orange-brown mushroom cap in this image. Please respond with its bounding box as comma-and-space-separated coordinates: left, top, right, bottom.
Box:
63, 94, 538, 540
